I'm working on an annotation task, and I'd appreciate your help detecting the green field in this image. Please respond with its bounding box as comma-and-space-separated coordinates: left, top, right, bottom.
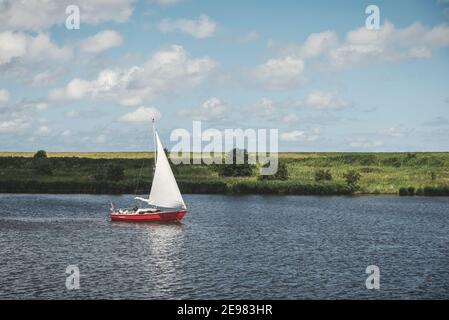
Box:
0, 152, 448, 195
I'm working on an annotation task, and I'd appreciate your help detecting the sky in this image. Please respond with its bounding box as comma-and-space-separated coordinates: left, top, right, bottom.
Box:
0, 0, 448, 152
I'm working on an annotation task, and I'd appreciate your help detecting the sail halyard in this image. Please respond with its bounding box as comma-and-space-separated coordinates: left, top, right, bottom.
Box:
146, 132, 186, 209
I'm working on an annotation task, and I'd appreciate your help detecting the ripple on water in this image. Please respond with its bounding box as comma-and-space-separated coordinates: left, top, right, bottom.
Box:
0, 194, 448, 299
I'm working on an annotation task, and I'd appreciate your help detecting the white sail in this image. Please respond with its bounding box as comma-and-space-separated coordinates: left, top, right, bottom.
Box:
147, 132, 186, 209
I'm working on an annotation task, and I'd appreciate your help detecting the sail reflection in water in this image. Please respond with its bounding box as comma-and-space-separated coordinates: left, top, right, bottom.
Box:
112, 222, 187, 297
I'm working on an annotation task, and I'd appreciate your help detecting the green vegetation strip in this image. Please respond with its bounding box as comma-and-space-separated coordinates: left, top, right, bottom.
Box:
0, 151, 448, 196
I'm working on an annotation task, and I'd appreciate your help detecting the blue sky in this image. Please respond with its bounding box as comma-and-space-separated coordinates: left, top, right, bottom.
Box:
0, 0, 448, 151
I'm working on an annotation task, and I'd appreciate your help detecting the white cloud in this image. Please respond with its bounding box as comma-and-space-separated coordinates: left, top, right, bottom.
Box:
65, 110, 79, 118
80, 30, 123, 53
61, 129, 71, 137
37, 125, 51, 136
158, 15, 216, 39
29, 70, 63, 86
253, 56, 305, 90
95, 134, 107, 144
347, 137, 383, 148
280, 128, 321, 142
181, 97, 226, 120
0, 89, 10, 105
282, 113, 299, 124
238, 31, 259, 44
275, 22, 449, 69
379, 127, 407, 137
298, 91, 352, 110
281, 31, 338, 59
0, 0, 134, 31
120, 106, 161, 123
280, 130, 305, 142
251, 98, 274, 117
0, 31, 72, 66
0, 99, 50, 133
329, 22, 449, 68
35, 103, 48, 111
119, 97, 143, 107
0, 117, 29, 133
50, 45, 217, 104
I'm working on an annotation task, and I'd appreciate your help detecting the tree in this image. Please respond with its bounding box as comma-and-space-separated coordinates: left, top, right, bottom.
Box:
34, 150, 47, 159
343, 170, 361, 190
259, 161, 288, 180
315, 169, 332, 182
219, 148, 255, 177
106, 164, 125, 181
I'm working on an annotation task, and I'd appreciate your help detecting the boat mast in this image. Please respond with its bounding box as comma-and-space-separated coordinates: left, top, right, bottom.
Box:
152, 118, 157, 172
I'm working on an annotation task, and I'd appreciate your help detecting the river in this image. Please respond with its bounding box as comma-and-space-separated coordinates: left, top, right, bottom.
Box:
0, 194, 448, 299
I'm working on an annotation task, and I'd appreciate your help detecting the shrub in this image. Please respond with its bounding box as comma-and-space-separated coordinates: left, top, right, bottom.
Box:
92, 170, 106, 182
219, 148, 255, 177
314, 169, 332, 182
399, 187, 416, 196
33, 150, 48, 159
259, 161, 289, 180
382, 157, 402, 167
430, 171, 437, 181
343, 170, 361, 190
423, 186, 449, 196
106, 164, 125, 181
33, 159, 53, 175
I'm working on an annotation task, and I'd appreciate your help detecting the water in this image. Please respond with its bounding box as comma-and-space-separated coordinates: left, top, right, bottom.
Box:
0, 194, 448, 299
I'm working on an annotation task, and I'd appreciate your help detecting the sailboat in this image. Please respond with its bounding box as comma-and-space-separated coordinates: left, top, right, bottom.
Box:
110, 120, 187, 222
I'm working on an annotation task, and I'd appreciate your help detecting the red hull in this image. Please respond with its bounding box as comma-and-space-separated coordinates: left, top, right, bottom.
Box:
110, 210, 186, 222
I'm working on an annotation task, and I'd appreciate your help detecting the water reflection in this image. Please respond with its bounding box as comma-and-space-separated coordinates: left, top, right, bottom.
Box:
114, 222, 186, 298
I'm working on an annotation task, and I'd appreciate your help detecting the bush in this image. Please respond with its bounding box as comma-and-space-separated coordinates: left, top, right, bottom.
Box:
343, 170, 361, 190
33, 150, 47, 159
33, 159, 53, 175
106, 164, 125, 181
314, 169, 332, 182
92, 169, 106, 182
399, 187, 416, 196
430, 171, 437, 181
423, 186, 449, 196
259, 161, 289, 180
219, 148, 255, 177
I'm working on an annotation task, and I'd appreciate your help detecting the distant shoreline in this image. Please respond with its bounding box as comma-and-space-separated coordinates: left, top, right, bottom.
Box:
1, 152, 448, 196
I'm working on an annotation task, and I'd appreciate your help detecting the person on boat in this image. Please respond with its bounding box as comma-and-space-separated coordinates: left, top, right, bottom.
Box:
133, 205, 138, 212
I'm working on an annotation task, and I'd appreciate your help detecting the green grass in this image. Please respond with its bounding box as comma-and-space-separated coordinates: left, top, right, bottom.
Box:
0, 152, 448, 195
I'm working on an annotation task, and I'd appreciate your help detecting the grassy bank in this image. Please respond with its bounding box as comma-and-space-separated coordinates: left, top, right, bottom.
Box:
0, 152, 448, 195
